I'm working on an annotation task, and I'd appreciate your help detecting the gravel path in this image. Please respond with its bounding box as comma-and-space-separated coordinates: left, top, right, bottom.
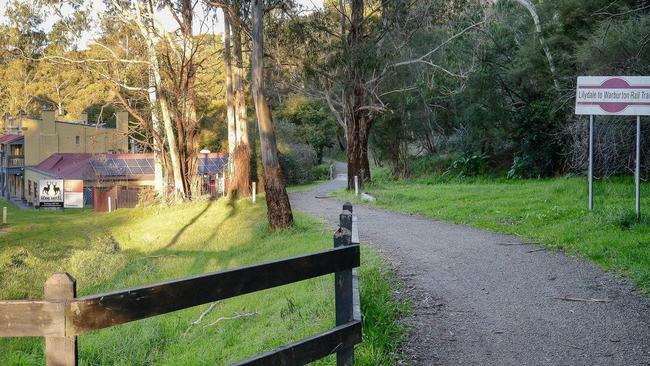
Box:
290, 164, 650, 365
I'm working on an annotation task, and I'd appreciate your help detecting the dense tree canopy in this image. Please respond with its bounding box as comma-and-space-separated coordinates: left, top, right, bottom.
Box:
1, 0, 648, 197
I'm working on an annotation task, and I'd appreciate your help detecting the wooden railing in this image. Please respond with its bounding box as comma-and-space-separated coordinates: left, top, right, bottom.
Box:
7, 155, 24, 167
0, 204, 362, 366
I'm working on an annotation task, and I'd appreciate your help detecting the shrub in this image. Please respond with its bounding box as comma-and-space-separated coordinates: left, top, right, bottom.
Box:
408, 154, 460, 177
278, 143, 317, 185
445, 153, 490, 178
276, 121, 318, 185
312, 163, 332, 181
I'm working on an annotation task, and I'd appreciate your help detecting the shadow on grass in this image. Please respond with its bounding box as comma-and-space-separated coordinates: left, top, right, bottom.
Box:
157, 197, 240, 272
164, 199, 217, 249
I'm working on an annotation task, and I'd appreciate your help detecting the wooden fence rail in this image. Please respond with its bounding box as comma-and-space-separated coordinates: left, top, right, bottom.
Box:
0, 203, 362, 366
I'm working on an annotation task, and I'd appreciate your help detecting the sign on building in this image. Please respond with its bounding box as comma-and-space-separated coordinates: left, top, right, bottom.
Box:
576, 76, 650, 116
39, 179, 64, 208
63, 180, 84, 208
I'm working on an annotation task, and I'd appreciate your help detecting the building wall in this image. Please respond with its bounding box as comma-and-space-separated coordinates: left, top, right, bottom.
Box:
22, 110, 129, 166
23, 167, 154, 206
23, 169, 51, 206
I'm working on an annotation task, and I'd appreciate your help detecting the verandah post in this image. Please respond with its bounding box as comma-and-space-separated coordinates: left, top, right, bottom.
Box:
45, 273, 77, 366
334, 206, 354, 365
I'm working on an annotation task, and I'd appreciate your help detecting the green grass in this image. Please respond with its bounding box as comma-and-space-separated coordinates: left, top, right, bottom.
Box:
0, 197, 408, 365
337, 172, 650, 292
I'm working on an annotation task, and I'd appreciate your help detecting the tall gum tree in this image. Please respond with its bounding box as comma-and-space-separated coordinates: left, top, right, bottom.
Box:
223, 10, 238, 176
231, 0, 251, 197
251, 0, 293, 229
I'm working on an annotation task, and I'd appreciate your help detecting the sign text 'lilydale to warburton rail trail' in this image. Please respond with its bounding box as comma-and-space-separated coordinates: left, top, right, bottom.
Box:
576, 76, 650, 116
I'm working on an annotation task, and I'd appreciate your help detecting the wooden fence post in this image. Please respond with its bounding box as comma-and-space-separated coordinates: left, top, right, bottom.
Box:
340, 210, 352, 232
45, 273, 77, 366
334, 209, 354, 366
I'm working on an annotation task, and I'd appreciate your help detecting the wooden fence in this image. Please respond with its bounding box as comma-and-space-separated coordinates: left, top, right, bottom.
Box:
0, 203, 362, 366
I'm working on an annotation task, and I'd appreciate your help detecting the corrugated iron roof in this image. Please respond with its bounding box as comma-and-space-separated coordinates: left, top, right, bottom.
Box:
0, 134, 23, 144
28, 153, 227, 180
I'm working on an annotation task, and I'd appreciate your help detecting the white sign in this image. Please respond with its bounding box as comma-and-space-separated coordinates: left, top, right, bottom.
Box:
576, 76, 650, 116
39, 179, 64, 208
63, 180, 84, 208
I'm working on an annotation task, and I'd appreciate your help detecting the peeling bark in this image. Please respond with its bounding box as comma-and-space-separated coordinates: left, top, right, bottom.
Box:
224, 11, 237, 177
251, 0, 293, 229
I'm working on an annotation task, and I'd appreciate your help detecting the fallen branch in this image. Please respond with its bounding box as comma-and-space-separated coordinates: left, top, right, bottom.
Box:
555, 297, 610, 303
496, 242, 541, 246
526, 248, 546, 253
138, 254, 179, 260
183, 302, 219, 336
202, 311, 259, 329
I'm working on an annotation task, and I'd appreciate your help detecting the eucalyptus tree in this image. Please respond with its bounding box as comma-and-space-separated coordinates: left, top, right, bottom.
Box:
251, 0, 293, 229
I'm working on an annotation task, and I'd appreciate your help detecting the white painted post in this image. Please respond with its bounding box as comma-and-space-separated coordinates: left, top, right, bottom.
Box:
108, 197, 112, 213
2, 207, 6, 225
354, 176, 359, 197
252, 182, 256, 204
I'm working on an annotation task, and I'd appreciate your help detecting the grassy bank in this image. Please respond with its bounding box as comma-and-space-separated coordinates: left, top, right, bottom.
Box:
337, 171, 650, 292
0, 198, 408, 365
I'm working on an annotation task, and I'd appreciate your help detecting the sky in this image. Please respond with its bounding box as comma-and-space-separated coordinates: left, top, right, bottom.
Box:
0, 0, 323, 49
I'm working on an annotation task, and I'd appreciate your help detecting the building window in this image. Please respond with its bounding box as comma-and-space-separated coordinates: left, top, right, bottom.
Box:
75, 136, 80, 145
28, 180, 32, 195
33, 182, 38, 198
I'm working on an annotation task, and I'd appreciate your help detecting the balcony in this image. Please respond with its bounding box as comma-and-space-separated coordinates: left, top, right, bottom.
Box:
7, 155, 24, 167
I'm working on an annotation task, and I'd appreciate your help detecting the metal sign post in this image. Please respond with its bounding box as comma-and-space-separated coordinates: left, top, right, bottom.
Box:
636, 116, 641, 219
588, 115, 594, 211
576, 76, 649, 218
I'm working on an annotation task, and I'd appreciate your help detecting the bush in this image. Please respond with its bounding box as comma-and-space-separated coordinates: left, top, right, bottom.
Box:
445, 153, 490, 178
278, 143, 317, 185
312, 163, 332, 181
408, 154, 460, 177
276, 121, 318, 185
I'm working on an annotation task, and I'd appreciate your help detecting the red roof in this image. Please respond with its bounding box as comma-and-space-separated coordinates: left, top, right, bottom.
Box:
27, 152, 227, 181
29, 153, 156, 181
0, 134, 23, 144
30, 153, 94, 180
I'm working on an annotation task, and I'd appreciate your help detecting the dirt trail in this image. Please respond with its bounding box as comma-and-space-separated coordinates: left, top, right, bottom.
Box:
290, 167, 650, 365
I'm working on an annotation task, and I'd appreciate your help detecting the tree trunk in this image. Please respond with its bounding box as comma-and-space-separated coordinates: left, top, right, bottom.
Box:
345, 0, 372, 190
159, 93, 185, 199
177, 0, 200, 198
232, 0, 251, 197
141, 0, 184, 199
147, 67, 166, 195
251, 0, 293, 229
233, 8, 249, 148
223, 11, 237, 178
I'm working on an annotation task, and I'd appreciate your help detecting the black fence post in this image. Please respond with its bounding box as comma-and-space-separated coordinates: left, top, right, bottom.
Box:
340, 209, 353, 232
334, 206, 355, 366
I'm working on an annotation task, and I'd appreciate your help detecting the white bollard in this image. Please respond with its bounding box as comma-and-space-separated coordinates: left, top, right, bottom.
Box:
354, 176, 359, 197
252, 182, 257, 204
108, 197, 112, 213
2, 207, 6, 225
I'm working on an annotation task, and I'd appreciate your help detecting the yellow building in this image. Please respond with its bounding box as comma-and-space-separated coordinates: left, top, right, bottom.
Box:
0, 107, 129, 203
